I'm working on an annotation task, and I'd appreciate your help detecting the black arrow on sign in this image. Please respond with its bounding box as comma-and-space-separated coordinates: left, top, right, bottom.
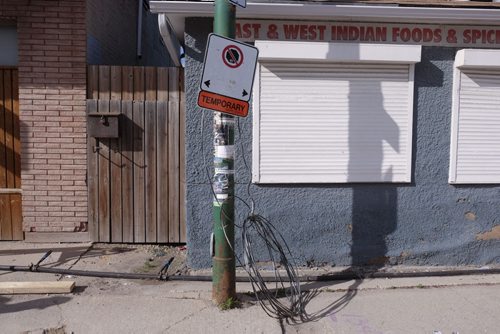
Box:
204, 80, 210, 87
242, 89, 248, 97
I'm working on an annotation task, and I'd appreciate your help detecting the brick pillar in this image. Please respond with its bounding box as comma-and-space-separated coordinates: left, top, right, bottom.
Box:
1, 0, 88, 235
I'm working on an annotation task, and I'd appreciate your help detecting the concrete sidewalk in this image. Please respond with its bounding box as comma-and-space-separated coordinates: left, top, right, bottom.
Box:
0, 242, 499, 334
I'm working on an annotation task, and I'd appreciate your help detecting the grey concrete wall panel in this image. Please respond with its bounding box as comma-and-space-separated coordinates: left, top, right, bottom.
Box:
185, 18, 500, 269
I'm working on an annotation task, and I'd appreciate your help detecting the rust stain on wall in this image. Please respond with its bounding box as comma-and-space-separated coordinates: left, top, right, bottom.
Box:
464, 211, 476, 221
368, 256, 390, 265
400, 251, 410, 258
476, 225, 500, 241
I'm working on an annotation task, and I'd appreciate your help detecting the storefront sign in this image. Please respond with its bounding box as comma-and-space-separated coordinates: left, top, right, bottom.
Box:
236, 20, 500, 48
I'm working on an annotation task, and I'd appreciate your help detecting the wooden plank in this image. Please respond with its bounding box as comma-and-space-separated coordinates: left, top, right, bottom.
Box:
10, 193, 23, 240
0, 281, 75, 294
9, 70, 22, 241
133, 101, 145, 242
0, 194, 12, 240
97, 100, 110, 242
157, 68, 169, 101
156, 101, 169, 243
121, 101, 134, 242
179, 70, 186, 243
12, 69, 21, 189
87, 65, 99, 99
86, 100, 99, 242
0, 189, 21, 194
145, 67, 157, 101
168, 101, 180, 243
4, 69, 15, 189
98, 65, 111, 100
145, 101, 157, 242
168, 68, 181, 243
121, 66, 134, 101
0, 70, 6, 188
109, 100, 122, 242
168, 67, 180, 103
133, 67, 145, 101
110, 66, 122, 100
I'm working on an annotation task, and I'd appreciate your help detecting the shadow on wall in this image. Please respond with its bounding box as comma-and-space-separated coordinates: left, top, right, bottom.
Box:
329, 44, 399, 268
348, 79, 398, 268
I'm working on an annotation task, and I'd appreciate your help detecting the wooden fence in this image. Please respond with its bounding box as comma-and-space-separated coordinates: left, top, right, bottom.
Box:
0, 68, 23, 241
87, 66, 185, 243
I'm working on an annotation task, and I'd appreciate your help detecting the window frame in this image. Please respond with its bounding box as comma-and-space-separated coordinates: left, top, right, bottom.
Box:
252, 41, 421, 184
449, 49, 500, 184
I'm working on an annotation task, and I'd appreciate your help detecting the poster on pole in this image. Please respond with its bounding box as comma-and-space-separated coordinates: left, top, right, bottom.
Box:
198, 33, 258, 117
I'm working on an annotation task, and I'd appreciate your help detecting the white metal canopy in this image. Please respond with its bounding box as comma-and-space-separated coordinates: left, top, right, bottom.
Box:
150, 1, 500, 42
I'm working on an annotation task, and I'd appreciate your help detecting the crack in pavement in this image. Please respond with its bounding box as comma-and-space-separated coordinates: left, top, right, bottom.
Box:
53, 299, 65, 328
449, 286, 498, 320
162, 305, 210, 332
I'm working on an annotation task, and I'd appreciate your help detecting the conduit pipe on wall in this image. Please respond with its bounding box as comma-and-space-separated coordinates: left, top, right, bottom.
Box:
137, 0, 143, 58
158, 13, 182, 67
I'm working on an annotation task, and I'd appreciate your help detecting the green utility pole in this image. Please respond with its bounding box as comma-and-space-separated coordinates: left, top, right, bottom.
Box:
212, 0, 237, 305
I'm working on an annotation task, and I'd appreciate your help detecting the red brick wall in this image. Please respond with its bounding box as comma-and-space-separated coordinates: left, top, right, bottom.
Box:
1, 0, 87, 233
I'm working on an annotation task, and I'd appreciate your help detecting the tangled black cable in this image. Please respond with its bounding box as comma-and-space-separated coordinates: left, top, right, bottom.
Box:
242, 213, 303, 319
200, 112, 305, 319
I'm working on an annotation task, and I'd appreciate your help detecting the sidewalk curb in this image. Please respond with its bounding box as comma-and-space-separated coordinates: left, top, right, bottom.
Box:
160, 274, 500, 301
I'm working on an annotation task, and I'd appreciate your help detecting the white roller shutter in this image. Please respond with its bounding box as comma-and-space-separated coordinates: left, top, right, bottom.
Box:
252, 43, 419, 184
450, 68, 500, 183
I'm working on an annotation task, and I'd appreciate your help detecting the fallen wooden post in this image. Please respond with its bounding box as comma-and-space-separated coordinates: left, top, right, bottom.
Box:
0, 281, 75, 294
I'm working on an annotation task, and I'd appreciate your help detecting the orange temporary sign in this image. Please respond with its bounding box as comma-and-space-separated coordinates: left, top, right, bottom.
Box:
198, 91, 249, 117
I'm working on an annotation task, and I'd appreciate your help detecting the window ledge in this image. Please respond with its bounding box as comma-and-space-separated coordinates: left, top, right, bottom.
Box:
455, 49, 500, 69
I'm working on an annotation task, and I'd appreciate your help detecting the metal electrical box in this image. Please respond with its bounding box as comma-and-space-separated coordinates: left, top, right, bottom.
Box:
87, 112, 120, 138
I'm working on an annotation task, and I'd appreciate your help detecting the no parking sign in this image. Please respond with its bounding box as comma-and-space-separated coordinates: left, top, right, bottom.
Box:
198, 34, 258, 117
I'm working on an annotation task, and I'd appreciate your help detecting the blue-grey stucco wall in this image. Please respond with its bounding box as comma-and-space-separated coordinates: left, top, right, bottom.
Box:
184, 17, 500, 269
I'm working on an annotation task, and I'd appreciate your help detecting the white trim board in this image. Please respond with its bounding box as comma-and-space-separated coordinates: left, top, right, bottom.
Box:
257, 42, 421, 63
455, 49, 500, 69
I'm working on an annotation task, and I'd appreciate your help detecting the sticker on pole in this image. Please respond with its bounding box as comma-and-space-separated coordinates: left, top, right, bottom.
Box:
198, 33, 258, 117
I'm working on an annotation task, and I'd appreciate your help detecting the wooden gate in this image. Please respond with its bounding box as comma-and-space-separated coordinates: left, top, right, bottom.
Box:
87, 66, 185, 243
0, 68, 23, 241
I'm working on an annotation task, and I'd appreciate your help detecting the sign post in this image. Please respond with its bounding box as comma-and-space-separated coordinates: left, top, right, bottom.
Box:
211, 0, 237, 307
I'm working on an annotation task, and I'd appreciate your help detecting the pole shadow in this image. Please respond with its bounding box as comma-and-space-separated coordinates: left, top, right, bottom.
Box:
343, 48, 399, 272
0, 295, 72, 314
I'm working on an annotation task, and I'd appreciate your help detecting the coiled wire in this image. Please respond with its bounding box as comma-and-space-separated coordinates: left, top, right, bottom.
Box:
242, 213, 303, 319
